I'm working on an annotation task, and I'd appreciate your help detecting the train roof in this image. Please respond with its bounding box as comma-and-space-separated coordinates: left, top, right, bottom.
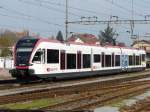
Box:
37, 38, 145, 51
17, 36, 145, 52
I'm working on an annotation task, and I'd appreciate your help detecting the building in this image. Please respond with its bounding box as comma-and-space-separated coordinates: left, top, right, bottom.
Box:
68, 33, 100, 45
132, 40, 150, 51
132, 40, 150, 67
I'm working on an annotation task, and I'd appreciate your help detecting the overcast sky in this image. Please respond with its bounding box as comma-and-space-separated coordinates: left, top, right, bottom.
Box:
0, 0, 150, 46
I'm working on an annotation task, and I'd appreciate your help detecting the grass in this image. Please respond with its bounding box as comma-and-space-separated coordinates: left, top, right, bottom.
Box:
0, 98, 64, 110
0, 94, 79, 110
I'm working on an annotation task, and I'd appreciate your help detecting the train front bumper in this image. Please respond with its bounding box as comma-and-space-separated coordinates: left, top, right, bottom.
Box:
9, 69, 35, 78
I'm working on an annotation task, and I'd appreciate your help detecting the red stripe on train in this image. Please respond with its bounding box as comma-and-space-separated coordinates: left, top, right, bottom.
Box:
16, 66, 29, 69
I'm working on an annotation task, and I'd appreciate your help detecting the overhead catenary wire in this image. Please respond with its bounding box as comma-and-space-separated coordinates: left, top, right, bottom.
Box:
0, 6, 64, 27
0, 7, 105, 36
33, 0, 132, 33
0, 23, 57, 34
18, 0, 111, 35
19, 0, 82, 17
0, 9, 102, 36
125, 0, 150, 15
34, 0, 129, 20
35, 0, 110, 17
105, 0, 144, 17
0, 0, 149, 41
0, 6, 62, 35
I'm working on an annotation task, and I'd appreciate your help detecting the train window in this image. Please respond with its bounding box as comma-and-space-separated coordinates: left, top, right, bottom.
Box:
102, 52, 105, 67
94, 54, 101, 63
67, 54, 76, 69
83, 54, 91, 68
129, 55, 133, 66
105, 55, 111, 67
115, 55, 120, 66
136, 56, 140, 65
142, 54, 146, 61
47, 49, 59, 63
32, 49, 42, 64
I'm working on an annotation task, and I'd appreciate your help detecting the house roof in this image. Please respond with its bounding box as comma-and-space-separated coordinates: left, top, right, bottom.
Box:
132, 40, 150, 46
68, 33, 99, 44
117, 42, 126, 47
132, 40, 150, 53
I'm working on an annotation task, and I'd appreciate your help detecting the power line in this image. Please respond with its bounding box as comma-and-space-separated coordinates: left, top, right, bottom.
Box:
19, 0, 82, 17
36, 0, 109, 17
0, 14, 63, 36
0, 6, 64, 27
125, 0, 150, 14
0, 23, 56, 34
35, 0, 129, 20
105, 0, 144, 17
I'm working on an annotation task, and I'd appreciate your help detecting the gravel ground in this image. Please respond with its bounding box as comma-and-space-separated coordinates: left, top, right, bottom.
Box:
0, 69, 13, 80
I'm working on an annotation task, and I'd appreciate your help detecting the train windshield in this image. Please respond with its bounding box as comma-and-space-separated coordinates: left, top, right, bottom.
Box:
16, 38, 38, 66
16, 48, 32, 66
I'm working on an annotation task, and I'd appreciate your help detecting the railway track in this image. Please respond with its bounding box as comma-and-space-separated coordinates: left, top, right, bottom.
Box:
41, 81, 150, 111
0, 69, 149, 91
0, 69, 150, 97
0, 70, 149, 110
0, 77, 149, 109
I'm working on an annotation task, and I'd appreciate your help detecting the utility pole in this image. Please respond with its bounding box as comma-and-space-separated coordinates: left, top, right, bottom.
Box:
132, 0, 134, 20
131, 0, 134, 38
65, 0, 69, 41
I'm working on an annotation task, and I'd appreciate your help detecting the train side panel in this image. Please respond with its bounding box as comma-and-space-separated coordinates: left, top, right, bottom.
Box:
10, 37, 146, 79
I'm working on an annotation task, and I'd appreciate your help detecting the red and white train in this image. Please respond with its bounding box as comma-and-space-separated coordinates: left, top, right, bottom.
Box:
10, 36, 146, 79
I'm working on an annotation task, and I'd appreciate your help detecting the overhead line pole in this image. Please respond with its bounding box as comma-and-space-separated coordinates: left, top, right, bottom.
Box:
132, 0, 134, 20
131, 0, 134, 38
65, 0, 69, 41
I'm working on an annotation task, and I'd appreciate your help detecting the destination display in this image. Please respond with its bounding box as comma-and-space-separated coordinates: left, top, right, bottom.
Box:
16, 38, 38, 48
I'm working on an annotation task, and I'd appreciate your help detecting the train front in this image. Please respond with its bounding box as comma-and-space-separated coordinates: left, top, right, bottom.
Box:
10, 37, 39, 79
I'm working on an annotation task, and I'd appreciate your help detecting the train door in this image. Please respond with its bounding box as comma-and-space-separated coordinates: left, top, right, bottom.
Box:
32, 49, 45, 74
60, 50, 66, 70
121, 54, 128, 70
77, 51, 82, 69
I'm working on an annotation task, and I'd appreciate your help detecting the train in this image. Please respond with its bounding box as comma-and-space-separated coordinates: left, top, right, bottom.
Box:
10, 36, 146, 80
